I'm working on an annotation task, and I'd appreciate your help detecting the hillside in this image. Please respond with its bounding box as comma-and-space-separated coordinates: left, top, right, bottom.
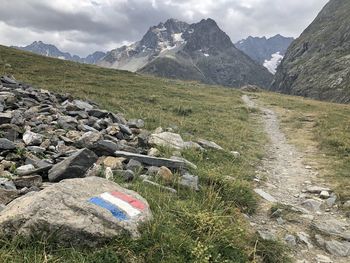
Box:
272, 0, 350, 103
0, 45, 273, 262
0, 45, 350, 262
99, 18, 273, 88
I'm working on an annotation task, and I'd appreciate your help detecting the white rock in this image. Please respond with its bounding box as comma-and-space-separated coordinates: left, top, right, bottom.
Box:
320, 191, 330, 199
148, 132, 185, 150
254, 188, 277, 202
16, 164, 35, 176
23, 131, 43, 146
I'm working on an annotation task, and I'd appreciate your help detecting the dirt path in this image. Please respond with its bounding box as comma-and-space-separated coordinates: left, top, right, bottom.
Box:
242, 95, 350, 263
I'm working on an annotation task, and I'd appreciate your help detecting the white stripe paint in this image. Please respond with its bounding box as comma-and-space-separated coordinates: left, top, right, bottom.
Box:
100, 192, 141, 217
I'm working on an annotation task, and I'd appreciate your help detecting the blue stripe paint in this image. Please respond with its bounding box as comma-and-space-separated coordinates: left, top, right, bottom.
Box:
89, 197, 128, 221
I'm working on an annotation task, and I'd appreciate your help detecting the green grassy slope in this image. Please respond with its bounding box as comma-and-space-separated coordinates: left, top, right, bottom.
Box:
0, 45, 293, 262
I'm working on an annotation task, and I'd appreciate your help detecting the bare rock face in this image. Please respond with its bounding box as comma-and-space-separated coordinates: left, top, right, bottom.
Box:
272, 0, 350, 103
0, 177, 152, 246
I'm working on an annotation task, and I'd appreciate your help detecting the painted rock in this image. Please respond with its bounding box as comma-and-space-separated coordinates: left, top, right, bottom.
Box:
0, 177, 152, 246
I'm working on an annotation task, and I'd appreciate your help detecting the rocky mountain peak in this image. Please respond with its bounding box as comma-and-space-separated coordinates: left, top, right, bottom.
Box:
183, 18, 233, 53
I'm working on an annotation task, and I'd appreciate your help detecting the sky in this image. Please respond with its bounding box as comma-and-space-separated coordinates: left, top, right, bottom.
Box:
0, 0, 329, 57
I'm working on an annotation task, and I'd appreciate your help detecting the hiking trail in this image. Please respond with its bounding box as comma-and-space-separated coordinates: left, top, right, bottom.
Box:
242, 95, 350, 263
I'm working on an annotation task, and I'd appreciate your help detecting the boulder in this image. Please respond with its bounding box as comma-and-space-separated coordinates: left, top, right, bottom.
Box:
114, 170, 135, 182
312, 218, 350, 241
127, 119, 145, 129
48, 148, 98, 182
0, 138, 16, 150
0, 188, 18, 205
13, 175, 42, 188
179, 173, 199, 191
0, 112, 13, 125
197, 139, 224, 151
23, 131, 43, 146
90, 140, 118, 156
0, 178, 16, 190
114, 151, 187, 169
0, 177, 152, 246
126, 159, 143, 172
156, 166, 173, 182
301, 198, 323, 212
325, 240, 350, 257
57, 116, 78, 130
102, 156, 124, 170
148, 132, 185, 150
75, 131, 102, 148
16, 164, 35, 176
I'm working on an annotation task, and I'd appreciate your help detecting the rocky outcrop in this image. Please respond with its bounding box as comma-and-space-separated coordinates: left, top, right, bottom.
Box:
0, 75, 231, 245
271, 0, 350, 103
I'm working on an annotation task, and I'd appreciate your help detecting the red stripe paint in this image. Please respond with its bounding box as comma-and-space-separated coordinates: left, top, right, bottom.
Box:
110, 191, 146, 210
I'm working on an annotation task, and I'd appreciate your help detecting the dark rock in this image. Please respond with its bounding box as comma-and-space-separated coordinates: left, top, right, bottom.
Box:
13, 175, 42, 188
127, 119, 145, 129
0, 138, 16, 150
114, 151, 188, 169
90, 140, 118, 156
0, 112, 13, 125
48, 148, 98, 182
115, 169, 135, 181
119, 124, 132, 135
57, 116, 78, 130
126, 159, 143, 172
88, 109, 108, 118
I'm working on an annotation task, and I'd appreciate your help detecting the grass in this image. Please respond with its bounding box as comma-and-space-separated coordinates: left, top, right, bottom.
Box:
258, 91, 350, 202
0, 45, 280, 262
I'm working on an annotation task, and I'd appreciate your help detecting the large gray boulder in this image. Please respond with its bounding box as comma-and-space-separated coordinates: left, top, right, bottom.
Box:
0, 177, 152, 246
148, 132, 185, 150
48, 148, 98, 182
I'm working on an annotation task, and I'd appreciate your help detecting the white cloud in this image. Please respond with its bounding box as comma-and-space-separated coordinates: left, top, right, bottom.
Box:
0, 0, 329, 56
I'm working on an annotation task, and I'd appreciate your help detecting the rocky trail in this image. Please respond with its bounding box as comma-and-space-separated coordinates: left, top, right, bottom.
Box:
242, 95, 350, 263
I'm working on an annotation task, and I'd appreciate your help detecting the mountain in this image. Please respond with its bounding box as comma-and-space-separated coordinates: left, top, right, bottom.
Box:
12, 41, 106, 64
271, 0, 350, 103
99, 18, 273, 88
235, 35, 294, 74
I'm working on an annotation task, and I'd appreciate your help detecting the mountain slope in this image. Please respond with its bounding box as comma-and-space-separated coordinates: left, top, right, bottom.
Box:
271, 0, 350, 103
99, 18, 273, 88
0, 44, 278, 262
235, 35, 294, 74
13, 41, 106, 64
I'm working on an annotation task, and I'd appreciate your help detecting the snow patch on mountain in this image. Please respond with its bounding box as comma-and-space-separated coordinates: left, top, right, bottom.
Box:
263, 52, 283, 74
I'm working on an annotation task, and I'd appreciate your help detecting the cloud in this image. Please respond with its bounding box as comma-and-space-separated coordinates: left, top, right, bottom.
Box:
0, 0, 329, 56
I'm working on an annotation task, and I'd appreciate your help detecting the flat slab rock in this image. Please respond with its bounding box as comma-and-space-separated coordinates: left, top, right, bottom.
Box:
254, 188, 277, 202
0, 177, 152, 246
312, 218, 350, 241
148, 132, 185, 150
114, 151, 188, 169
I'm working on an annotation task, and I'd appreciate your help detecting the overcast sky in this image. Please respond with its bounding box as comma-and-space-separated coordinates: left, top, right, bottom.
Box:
0, 0, 329, 57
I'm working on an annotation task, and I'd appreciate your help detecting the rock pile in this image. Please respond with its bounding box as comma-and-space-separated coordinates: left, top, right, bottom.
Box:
0, 75, 225, 245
